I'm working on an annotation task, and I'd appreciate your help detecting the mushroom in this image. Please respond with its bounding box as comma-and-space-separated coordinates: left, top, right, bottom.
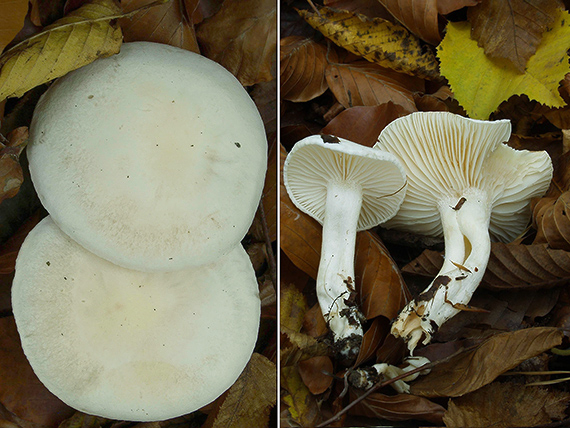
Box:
27, 41, 267, 272
374, 112, 553, 353
12, 216, 260, 421
283, 135, 406, 362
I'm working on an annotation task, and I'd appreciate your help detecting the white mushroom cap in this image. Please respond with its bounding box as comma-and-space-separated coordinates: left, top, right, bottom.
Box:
284, 134, 407, 230
12, 216, 260, 421
375, 112, 553, 242
27, 42, 267, 272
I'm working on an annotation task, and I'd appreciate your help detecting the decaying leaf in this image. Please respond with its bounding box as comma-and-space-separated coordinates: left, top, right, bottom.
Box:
0, 0, 28, 53
438, 10, 570, 119
280, 284, 308, 332
120, 0, 199, 53
298, 6, 440, 79
350, 390, 445, 424
281, 326, 331, 367
411, 327, 564, 397
467, 0, 561, 73
443, 382, 570, 427
534, 191, 570, 250
0, 126, 27, 204
297, 356, 334, 395
280, 36, 334, 102
205, 353, 276, 428
325, 61, 422, 112
403, 242, 570, 290
281, 366, 322, 427
0, 0, 123, 102
378, 0, 441, 45
354, 316, 390, 366
196, 0, 276, 86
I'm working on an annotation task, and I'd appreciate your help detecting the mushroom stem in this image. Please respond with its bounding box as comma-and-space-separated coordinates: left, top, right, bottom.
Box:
318, 180, 364, 363
392, 190, 492, 353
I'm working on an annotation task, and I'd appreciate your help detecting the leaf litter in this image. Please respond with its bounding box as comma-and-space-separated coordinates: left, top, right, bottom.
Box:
281, 1, 570, 427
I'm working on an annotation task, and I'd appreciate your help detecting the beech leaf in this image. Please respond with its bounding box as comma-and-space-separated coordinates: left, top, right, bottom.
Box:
0, 0, 28, 53
467, 0, 561, 72
298, 6, 440, 79
206, 353, 276, 428
443, 382, 570, 427
281, 366, 322, 427
533, 191, 570, 251
0, 0, 125, 102
438, 10, 570, 119
281, 326, 331, 367
297, 356, 334, 395
280, 36, 334, 102
196, 0, 276, 86
411, 327, 564, 397
403, 242, 570, 290
0, 126, 27, 204
120, 0, 199, 53
378, 0, 441, 45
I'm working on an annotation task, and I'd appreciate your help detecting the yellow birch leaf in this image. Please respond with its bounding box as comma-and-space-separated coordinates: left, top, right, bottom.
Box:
438, 10, 570, 120
298, 6, 439, 80
207, 353, 276, 428
0, 0, 123, 102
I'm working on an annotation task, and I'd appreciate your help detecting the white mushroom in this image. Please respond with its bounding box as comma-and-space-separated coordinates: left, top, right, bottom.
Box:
375, 112, 553, 353
27, 42, 267, 272
12, 216, 260, 421
284, 135, 406, 363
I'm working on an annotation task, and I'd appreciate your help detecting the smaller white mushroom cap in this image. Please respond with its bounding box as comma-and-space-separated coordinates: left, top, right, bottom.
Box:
28, 42, 267, 272
375, 112, 553, 242
284, 135, 407, 229
12, 216, 260, 421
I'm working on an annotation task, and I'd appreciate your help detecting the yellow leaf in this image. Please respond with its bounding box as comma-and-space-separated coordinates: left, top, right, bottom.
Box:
0, 0, 28, 53
280, 284, 308, 332
438, 10, 570, 119
0, 0, 123, 102
207, 353, 276, 428
281, 366, 321, 427
298, 6, 439, 80
280, 326, 330, 367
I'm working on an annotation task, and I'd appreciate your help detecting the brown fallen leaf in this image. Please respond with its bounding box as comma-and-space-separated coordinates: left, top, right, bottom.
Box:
281, 326, 331, 367
354, 317, 390, 366
403, 242, 570, 290
443, 382, 570, 428
0, 317, 75, 427
298, 6, 440, 79
350, 390, 445, 424
0, 0, 28, 53
298, 356, 334, 395
436, 0, 481, 15
280, 36, 335, 102
0, 0, 123, 102
29, 0, 66, 26
303, 303, 329, 339
533, 191, 570, 250
321, 103, 409, 147
120, 0, 199, 53
196, 0, 276, 86
325, 61, 422, 112
467, 0, 562, 72
378, 0, 441, 45
0, 126, 27, 204
411, 327, 564, 397
204, 353, 276, 428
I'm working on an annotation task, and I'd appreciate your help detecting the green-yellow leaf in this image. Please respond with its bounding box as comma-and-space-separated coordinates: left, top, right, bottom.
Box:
0, 0, 123, 102
298, 6, 439, 80
281, 365, 321, 426
438, 10, 570, 119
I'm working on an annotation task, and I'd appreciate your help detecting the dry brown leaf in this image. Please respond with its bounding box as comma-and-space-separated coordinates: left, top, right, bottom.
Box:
298, 356, 334, 395
403, 242, 570, 290
0, 0, 28, 53
281, 366, 322, 427
411, 327, 564, 397
205, 353, 276, 428
325, 61, 422, 112
467, 0, 562, 73
281, 284, 308, 332
354, 316, 390, 366
29, 0, 66, 26
443, 382, 570, 427
120, 0, 199, 53
0, 0, 123, 102
0, 317, 75, 427
378, 0, 441, 45
437, 0, 481, 14
196, 0, 276, 86
299, 6, 440, 79
350, 390, 445, 424
303, 303, 328, 339
280, 36, 335, 102
261, 137, 277, 241
533, 191, 570, 250
321, 103, 409, 146
0, 126, 27, 204
281, 326, 331, 367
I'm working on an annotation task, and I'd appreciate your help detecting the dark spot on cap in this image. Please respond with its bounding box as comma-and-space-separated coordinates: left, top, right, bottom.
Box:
234, 142, 241, 148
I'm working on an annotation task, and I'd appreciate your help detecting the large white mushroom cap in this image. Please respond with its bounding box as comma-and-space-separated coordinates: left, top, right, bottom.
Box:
12, 216, 260, 421
27, 42, 267, 272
